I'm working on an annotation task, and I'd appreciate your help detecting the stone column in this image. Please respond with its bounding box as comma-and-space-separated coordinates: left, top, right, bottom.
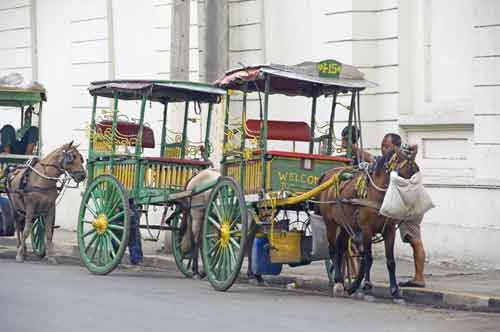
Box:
473, 1, 500, 180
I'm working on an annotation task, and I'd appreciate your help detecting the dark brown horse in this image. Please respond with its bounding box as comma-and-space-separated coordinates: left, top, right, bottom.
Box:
318, 147, 419, 300
6, 142, 86, 263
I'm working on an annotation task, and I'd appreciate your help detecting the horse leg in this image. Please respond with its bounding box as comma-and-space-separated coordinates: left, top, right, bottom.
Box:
191, 209, 206, 279
45, 206, 57, 264
384, 225, 402, 300
347, 230, 372, 295
15, 217, 23, 253
17, 210, 34, 262
363, 270, 373, 295
332, 228, 348, 297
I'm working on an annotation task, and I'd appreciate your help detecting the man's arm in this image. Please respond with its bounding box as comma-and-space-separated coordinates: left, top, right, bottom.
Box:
352, 144, 375, 163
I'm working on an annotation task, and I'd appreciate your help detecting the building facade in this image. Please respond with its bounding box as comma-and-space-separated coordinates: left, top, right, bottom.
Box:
1, 0, 499, 268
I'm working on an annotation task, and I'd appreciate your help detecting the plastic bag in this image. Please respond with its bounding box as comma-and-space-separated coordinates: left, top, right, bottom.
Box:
380, 171, 435, 220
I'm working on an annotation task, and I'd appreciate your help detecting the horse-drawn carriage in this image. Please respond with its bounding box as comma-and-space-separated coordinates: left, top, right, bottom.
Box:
77, 80, 226, 274
197, 60, 377, 290
76, 63, 373, 282
78, 63, 422, 300
0, 84, 48, 257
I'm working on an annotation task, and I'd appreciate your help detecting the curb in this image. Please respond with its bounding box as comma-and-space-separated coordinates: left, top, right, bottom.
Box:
1, 239, 499, 314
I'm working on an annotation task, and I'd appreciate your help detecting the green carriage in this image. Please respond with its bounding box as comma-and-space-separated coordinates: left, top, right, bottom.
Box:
77, 80, 227, 275
201, 60, 376, 291
0, 85, 48, 257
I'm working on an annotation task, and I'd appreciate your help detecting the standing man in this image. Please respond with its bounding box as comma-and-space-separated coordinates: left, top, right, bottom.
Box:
380, 133, 426, 288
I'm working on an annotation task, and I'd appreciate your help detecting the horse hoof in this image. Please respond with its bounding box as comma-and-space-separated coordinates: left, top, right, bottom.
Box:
15, 255, 24, 263
332, 283, 345, 297
393, 298, 406, 305
47, 257, 58, 265
363, 295, 376, 303
192, 274, 204, 280
248, 278, 260, 286
258, 280, 269, 287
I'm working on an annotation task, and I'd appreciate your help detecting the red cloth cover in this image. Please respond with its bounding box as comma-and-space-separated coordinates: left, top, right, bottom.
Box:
245, 119, 311, 142
96, 120, 155, 148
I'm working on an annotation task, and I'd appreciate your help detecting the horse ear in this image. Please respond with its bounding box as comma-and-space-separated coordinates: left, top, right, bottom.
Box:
68, 140, 74, 148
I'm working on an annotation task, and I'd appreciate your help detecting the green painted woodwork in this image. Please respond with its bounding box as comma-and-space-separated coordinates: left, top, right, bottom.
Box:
111, 94, 119, 155
180, 101, 189, 159
88, 158, 209, 204
77, 174, 130, 275
0, 90, 44, 107
269, 157, 345, 193
204, 103, 213, 160
221, 94, 231, 165
261, 77, 270, 192
201, 177, 247, 291
160, 103, 168, 157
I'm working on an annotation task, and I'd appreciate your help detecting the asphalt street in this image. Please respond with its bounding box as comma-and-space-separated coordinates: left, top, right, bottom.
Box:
1, 259, 499, 332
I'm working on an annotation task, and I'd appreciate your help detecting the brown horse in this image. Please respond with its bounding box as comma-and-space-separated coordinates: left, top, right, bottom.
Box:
318, 147, 419, 300
5, 141, 86, 264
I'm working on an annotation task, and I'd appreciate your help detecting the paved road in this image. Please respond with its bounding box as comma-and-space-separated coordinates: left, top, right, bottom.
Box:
1, 259, 499, 332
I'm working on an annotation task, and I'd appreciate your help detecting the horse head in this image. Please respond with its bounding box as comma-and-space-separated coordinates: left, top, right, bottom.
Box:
57, 141, 86, 183
384, 144, 420, 180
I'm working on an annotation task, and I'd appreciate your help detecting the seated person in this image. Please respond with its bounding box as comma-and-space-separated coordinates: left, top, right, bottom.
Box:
340, 126, 374, 164
0, 106, 38, 155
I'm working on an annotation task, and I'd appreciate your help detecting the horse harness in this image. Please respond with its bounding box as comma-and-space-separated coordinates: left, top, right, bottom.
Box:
6, 159, 63, 194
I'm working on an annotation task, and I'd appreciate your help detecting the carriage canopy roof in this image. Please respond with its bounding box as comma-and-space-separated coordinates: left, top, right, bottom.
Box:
215, 60, 377, 97
0, 86, 47, 108
89, 80, 226, 104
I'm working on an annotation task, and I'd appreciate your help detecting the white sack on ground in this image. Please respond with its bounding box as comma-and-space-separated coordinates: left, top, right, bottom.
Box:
380, 171, 435, 220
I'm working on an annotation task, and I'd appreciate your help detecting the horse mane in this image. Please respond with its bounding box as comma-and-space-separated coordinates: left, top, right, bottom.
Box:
41, 144, 65, 162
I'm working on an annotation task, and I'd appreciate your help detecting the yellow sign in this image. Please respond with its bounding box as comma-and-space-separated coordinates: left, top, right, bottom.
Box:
278, 171, 319, 187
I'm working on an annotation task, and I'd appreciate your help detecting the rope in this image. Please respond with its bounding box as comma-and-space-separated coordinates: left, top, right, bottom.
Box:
358, 161, 387, 193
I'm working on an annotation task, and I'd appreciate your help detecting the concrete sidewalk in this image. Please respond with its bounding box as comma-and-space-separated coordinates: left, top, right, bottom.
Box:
1, 229, 500, 313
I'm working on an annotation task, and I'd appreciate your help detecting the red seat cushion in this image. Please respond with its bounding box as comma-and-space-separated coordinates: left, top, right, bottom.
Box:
143, 157, 211, 167
254, 150, 351, 163
96, 120, 155, 148
245, 119, 311, 142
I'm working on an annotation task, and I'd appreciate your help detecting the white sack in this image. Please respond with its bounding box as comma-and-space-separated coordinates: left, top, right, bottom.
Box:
380, 171, 435, 220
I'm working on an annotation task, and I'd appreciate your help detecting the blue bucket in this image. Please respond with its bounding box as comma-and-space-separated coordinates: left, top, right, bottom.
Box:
251, 235, 282, 275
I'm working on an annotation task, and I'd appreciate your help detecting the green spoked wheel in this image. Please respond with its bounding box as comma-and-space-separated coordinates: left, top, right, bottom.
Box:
201, 177, 247, 291
171, 210, 194, 278
77, 174, 130, 275
31, 216, 46, 257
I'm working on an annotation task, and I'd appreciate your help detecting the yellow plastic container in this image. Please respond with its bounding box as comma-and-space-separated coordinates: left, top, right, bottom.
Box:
269, 231, 303, 264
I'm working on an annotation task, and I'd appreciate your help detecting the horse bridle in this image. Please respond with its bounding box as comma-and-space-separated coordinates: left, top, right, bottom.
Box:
362, 147, 418, 193
38, 148, 83, 184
